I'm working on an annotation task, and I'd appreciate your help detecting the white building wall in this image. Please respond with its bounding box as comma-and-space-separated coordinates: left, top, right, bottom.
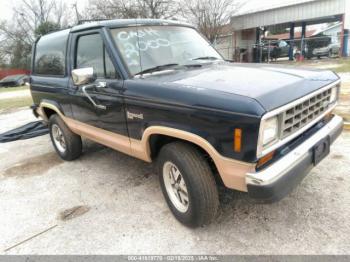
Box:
231, 0, 347, 30
215, 35, 234, 60
215, 29, 258, 62
319, 24, 342, 43
345, 0, 350, 29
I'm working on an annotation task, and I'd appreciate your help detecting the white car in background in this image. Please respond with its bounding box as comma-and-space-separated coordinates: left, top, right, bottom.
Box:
313, 42, 341, 58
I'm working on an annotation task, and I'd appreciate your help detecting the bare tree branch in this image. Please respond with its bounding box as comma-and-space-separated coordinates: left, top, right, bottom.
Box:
0, 0, 73, 69
182, 0, 243, 43
86, 0, 180, 20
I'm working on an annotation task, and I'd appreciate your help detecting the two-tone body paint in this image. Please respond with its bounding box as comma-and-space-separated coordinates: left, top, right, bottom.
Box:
123, 77, 264, 162
30, 19, 341, 167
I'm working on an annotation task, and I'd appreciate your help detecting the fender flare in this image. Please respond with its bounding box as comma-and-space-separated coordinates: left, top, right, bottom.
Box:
37, 101, 65, 121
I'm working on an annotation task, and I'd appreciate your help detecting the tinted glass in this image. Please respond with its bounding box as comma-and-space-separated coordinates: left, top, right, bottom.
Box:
279, 41, 288, 47
76, 34, 117, 79
1, 74, 26, 81
34, 30, 69, 76
111, 26, 222, 75
105, 49, 117, 79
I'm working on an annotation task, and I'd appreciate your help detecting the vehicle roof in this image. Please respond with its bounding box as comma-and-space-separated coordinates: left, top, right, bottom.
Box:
39, 19, 194, 41
71, 19, 193, 32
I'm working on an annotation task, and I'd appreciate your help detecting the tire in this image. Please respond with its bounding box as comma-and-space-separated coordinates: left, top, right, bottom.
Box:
328, 50, 332, 58
49, 114, 82, 161
157, 142, 219, 227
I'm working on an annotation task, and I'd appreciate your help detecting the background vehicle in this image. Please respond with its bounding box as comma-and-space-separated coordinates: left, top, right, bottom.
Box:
312, 42, 341, 58
259, 40, 290, 61
0, 74, 29, 87
30, 19, 343, 228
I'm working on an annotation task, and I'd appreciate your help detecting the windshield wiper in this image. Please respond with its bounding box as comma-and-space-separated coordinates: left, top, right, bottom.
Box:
135, 63, 179, 76
192, 56, 220, 61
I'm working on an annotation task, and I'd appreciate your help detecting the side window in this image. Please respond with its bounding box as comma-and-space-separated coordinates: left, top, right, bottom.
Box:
279, 41, 288, 48
75, 33, 118, 79
104, 48, 117, 79
34, 30, 68, 76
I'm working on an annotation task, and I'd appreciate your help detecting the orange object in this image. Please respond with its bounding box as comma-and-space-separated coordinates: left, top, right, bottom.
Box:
257, 151, 275, 168
234, 128, 242, 152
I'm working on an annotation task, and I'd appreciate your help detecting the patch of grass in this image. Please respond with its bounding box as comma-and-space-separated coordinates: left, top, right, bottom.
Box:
333, 59, 350, 73
0, 86, 29, 93
0, 96, 33, 111
273, 57, 350, 73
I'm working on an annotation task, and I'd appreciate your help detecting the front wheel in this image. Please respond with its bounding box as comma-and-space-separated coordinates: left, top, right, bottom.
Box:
157, 142, 219, 228
328, 50, 333, 58
49, 114, 82, 161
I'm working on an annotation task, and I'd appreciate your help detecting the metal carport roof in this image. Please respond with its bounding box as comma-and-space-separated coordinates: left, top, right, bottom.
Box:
231, 0, 349, 30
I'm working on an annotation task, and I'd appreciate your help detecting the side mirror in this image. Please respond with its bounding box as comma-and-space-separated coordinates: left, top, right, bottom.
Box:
71, 67, 95, 86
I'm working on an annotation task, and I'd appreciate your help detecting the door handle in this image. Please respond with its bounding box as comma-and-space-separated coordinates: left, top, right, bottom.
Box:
82, 84, 107, 110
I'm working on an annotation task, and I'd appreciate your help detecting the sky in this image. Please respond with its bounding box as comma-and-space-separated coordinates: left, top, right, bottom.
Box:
0, 0, 88, 21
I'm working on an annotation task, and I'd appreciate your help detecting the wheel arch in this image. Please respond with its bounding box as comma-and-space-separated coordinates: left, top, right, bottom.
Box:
37, 101, 65, 122
138, 126, 255, 191
147, 133, 223, 184
142, 127, 219, 161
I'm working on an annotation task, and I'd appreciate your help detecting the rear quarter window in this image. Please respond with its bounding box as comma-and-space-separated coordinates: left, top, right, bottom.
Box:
34, 30, 69, 76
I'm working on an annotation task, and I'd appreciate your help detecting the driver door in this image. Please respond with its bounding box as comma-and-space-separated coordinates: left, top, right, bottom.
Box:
68, 29, 128, 137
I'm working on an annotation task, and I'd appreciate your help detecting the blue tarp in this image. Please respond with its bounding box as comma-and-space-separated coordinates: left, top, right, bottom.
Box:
0, 121, 48, 143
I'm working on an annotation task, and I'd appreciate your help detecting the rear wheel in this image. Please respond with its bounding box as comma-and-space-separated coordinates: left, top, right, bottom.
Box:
49, 114, 82, 161
328, 49, 333, 58
157, 142, 219, 227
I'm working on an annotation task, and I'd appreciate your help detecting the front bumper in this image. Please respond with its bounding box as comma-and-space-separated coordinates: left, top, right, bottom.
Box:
246, 115, 343, 202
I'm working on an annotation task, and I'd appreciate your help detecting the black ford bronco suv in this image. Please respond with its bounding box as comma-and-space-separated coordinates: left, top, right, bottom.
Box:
30, 19, 343, 227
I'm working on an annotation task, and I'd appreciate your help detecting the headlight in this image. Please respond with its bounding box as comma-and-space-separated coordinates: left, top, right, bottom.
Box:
329, 86, 338, 103
262, 116, 279, 146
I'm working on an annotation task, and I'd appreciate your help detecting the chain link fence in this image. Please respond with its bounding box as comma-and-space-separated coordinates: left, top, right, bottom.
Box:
214, 34, 350, 63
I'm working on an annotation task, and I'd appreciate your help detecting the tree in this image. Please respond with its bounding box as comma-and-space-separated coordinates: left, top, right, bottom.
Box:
139, 0, 181, 19
35, 21, 61, 37
0, 0, 71, 69
183, 0, 243, 43
86, 0, 180, 20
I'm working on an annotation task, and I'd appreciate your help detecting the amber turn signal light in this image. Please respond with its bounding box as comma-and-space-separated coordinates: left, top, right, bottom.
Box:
257, 151, 275, 168
234, 128, 242, 152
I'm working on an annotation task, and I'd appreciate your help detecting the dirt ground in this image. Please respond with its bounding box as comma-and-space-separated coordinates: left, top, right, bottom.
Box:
0, 89, 30, 100
0, 109, 350, 255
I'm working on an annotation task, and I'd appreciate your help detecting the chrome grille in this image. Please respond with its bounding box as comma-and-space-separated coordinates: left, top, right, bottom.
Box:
280, 88, 332, 138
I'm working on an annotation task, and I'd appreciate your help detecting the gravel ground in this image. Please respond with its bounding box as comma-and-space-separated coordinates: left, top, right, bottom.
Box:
0, 108, 349, 255
0, 90, 31, 100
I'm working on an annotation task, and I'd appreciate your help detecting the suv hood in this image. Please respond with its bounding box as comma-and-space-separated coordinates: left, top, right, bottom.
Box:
142, 62, 339, 111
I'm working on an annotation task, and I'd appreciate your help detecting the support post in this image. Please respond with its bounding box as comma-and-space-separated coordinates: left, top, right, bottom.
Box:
345, 4, 350, 57
340, 14, 345, 57
301, 22, 307, 58
255, 27, 261, 63
344, 29, 349, 57
289, 23, 295, 61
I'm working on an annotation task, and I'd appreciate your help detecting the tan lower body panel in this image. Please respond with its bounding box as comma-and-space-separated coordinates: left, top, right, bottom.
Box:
38, 103, 255, 192
140, 126, 255, 191
64, 117, 134, 157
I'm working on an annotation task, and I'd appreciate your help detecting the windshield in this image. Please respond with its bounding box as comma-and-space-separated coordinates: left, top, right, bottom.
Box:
110, 26, 223, 75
